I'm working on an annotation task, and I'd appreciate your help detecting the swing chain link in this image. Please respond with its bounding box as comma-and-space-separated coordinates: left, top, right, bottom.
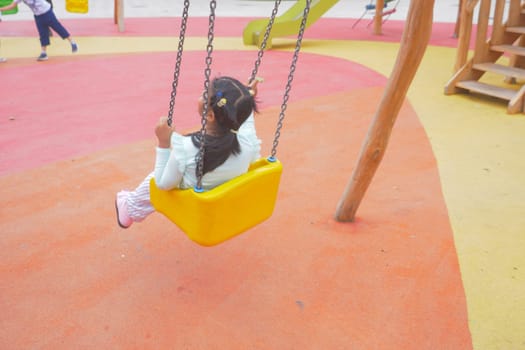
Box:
167, 0, 190, 127
196, 0, 217, 189
249, 0, 281, 84
271, 0, 311, 158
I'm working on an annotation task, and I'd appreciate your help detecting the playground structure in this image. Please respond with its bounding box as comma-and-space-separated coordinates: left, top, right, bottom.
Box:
351, 0, 401, 29
257, 0, 525, 116
110, 0, 409, 42
0, 0, 90, 15
243, 0, 401, 48
445, 0, 525, 113
243, 0, 338, 48
65, 0, 88, 14
0, 0, 18, 14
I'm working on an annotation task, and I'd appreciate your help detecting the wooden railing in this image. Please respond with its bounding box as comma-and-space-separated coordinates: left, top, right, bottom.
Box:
453, 0, 523, 73
444, 0, 525, 114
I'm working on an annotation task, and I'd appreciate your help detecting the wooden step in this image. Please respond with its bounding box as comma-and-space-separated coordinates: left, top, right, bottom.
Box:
473, 63, 525, 80
456, 80, 517, 101
491, 45, 525, 56
506, 26, 525, 35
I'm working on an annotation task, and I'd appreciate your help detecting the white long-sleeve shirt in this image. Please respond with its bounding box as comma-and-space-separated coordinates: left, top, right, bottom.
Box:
15, 0, 51, 16
154, 114, 261, 191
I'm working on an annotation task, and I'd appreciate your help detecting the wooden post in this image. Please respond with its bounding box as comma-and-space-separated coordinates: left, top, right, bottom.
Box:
114, 0, 125, 32
500, 0, 524, 84
505, 0, 525, 79
453, 0, 478, 72
335, 0, 435, 222
507, 0, 522, 25
453, 0, 464, 38
490, 0, 506, 44
472, 0, 491, 63
373, 0, 385, 35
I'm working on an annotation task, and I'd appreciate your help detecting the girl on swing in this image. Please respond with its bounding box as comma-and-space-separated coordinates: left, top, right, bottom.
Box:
115, 76, 262, 229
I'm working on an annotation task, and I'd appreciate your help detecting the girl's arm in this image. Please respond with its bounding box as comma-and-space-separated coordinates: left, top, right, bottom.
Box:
247, 77, 263, 98
154, 146, 184, 190
153, 117, 185, 190
155, 117, 172, 148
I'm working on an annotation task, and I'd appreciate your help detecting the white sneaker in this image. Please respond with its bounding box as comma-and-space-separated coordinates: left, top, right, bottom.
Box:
37, 53, 48, 61
115, 191, 133, 228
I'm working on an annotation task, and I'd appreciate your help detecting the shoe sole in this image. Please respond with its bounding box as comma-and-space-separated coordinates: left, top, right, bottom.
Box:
115, 199, 130, 229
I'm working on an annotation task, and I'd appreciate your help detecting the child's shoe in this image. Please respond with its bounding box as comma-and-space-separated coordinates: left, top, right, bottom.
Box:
115, 191, 133, 229
71, 42, 78, 53
37, 52, 48, 61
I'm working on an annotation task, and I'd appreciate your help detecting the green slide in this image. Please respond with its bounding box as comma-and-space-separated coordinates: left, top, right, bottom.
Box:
243, 0, 340, 48
0, 0, 18, 15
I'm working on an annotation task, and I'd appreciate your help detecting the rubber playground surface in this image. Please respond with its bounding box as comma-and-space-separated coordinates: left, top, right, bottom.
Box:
1, 15, 524, 350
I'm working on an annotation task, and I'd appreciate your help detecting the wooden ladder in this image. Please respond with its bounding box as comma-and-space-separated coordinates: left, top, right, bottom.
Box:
445, 0, 525, 114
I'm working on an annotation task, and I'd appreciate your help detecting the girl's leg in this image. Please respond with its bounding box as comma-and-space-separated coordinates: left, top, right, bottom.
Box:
123, 172, 156, 222
46, 10, 77, 47
33, 14, 50, 55
39, 10, 78, 53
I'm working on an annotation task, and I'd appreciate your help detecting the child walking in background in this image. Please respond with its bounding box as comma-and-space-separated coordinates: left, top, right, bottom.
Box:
115, 76, 262, 229
0, 0, 78, 61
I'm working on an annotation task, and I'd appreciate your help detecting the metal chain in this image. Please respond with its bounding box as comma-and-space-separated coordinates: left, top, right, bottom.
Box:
166, 0, 190, 127
271, 0, 311, 158
195, 0, 217, 190
249, 0, 281, 84
165, 0, 304, 185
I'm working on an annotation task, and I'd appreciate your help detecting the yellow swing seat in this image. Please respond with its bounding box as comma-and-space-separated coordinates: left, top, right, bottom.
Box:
150, 157, 283, 247
65, 0, 88, 14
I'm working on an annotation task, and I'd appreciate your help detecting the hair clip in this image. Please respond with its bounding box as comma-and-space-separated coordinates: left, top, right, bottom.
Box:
230, 129, 238, 134
217, 98, 227, 107
216, 91, 223, 98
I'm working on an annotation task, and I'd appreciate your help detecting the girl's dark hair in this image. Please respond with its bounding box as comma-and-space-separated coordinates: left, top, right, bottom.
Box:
190, 76, 258, 176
